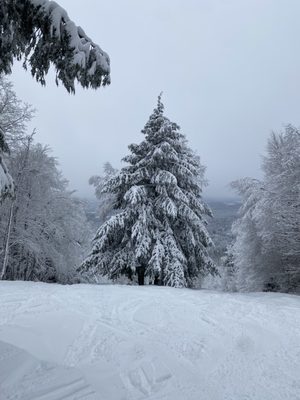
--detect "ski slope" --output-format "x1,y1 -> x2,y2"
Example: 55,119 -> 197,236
0,281 -> 299,400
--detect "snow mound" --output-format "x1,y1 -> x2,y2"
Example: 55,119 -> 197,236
0,340 -> 96,399
0,281 -> 299,399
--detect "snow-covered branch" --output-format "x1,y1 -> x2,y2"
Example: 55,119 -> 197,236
0,0 -> 110,93
0,151 -> 14,200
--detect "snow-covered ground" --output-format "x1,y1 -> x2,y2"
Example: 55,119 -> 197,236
0,282 -> 299,400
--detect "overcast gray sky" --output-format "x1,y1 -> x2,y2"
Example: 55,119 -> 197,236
10,0 -> 300,199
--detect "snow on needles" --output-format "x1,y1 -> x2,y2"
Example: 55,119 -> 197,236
30,0 -> 110,75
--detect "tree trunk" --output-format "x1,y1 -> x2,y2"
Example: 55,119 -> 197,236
154,275 -> 159,285
137,266 -> 145,285
1,199 -> 14,280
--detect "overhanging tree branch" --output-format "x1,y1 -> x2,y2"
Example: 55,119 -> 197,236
0,0 -> 111,93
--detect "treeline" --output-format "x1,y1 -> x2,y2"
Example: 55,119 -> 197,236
0,77 -> 91,283
1,75 -> 299,292
222,126 -> 300,293
86,121 -> 300,292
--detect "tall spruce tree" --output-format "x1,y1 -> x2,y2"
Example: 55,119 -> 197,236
81,96 -> 215,287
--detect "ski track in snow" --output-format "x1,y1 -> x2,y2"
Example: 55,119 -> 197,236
0,282 -> 300,399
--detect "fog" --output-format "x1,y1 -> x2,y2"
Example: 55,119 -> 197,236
10,0 -> 300,199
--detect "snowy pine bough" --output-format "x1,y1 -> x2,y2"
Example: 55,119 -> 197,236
0,0 -> 110,93
81,96 -> 216,288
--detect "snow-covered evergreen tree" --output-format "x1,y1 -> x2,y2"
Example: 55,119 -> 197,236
0,0 -> 110,93
81,96 -> 215,287
221,245 -> 237,292
89,162 -> 118,224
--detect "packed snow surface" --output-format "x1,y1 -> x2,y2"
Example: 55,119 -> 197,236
0,282 -> 299,400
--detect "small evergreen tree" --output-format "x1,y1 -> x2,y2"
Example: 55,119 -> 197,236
221,245 -> 237,292
89,162 -> 118,224
81,96 -> 216,287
